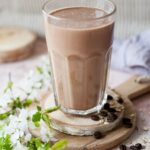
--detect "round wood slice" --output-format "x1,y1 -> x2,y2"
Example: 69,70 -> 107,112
30,95 -> 136,150
44,89 -> 125,136
0,27 -> 37,62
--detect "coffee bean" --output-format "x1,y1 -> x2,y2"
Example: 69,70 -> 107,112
108,108 -> 117,113
100,110 -> 108,117
91,115 -> 100,121
107,113 -> 118,122
107,95 -> 113,100
135,143 -> 143,149
122,118 -> 133,128
118,98 -> 124,104
130,145 -> 138,150
94,131 -> 103,139
103,103 -> 110,110
112,113 -> 118,120
124,122 -> 133,128
119,144 -> 127,150
122,117 -> 131,124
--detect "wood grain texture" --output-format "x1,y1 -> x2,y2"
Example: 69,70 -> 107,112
114,76 -> 150,100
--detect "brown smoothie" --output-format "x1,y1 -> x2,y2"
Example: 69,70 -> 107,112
44,7 -> 114,110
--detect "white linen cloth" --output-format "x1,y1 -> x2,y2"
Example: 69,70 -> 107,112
112,30 -> 150,75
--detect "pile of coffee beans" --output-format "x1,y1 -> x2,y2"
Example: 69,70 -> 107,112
119,143 -> 144,150
99,110 -> 108,117
91,94 -> 124,123
107,113 -> 118,122
91,106 -> 118,123
91,94 -> 128,140
103,102 -> 119,123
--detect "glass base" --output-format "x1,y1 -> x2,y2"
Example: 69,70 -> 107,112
60,93 -> 108,116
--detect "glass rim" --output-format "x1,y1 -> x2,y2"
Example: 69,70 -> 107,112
42,0 -> 116,21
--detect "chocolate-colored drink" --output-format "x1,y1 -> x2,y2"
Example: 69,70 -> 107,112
44,6 -> 115,114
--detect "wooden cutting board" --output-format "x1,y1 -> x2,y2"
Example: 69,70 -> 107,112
0,27 -> 37,62
30,76 -> 150,150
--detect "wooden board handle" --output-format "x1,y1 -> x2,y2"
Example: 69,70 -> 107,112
114,76 -> 150,100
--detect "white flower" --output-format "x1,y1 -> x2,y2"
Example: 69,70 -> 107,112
0,94 -> 12,110
14,141 -> 28,150
40,120 -> 54,142
11,130 -> 20,145
24,133 -> 32,143
5,115 -> 17,135
4,109 -> 31,145
0,56 -> 55,149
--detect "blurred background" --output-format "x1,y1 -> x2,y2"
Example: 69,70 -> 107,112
0,0 -> 150,38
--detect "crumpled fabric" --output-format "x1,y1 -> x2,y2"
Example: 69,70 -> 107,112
111,30 -> 150,75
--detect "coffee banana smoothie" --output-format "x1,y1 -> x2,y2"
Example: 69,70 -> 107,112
44,6 -> 115,114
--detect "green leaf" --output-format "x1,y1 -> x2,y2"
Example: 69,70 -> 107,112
23,99 -> 33,107
42,114 -> 52,129
32,111 -> 42,122
48,71 -> 51,76
27,116 -> 30,121
37,106 -> 42,112
43,143 -> 51,150
4,81 -> 13,93
27,138 -> 37,150
10,97 -> 22,109
0,124 -> 5,130
36,66 -> 43,74
0,135 -> 13,150
51,140 -> 68,150
0,111 -> 11,120
34,122 -> 40,127
27,138 -> 51,150
34,138 -> 42,148
44,106 -> 60,114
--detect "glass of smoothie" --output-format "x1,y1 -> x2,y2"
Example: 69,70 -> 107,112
43,0 -> 116,115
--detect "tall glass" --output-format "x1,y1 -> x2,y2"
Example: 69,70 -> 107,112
43,0 -> 116,115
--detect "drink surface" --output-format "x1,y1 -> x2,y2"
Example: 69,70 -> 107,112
51,7 -> 106,20
45,7 -> 114,111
